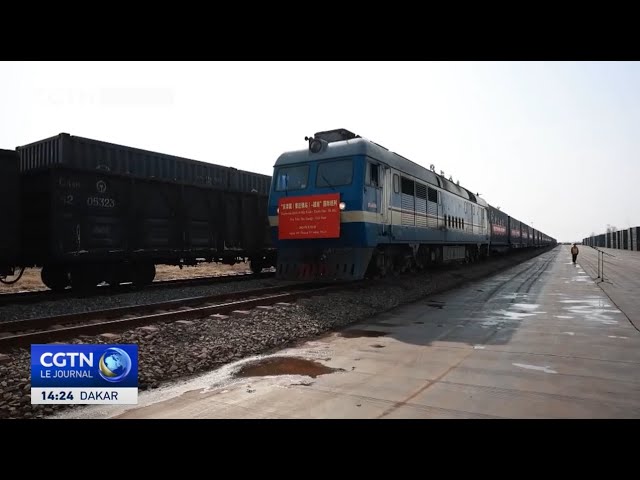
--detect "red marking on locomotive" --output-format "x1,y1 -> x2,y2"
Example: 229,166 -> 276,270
278,193 -> 340,240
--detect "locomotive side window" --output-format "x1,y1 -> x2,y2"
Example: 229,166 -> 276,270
275,165 -> 309,191
316,159 -> 353,187
393,174 -> 399,193
367,163 -> 380,187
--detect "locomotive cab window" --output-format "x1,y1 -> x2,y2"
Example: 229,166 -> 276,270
275,165 -> 309,192
367,162 -> 380,187
316,159 -> 353,187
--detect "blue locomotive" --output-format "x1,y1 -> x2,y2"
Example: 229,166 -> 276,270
267,129 -> 556,281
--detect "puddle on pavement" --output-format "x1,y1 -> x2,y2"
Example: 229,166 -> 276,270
371,344 -> 385,348
339,329 -> 388,338
235,357 -> 342,378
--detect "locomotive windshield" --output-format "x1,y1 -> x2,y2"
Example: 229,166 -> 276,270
275,165 -> 309,191
316,159 -> 353,187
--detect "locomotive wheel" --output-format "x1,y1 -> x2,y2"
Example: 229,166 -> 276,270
41,265 -> 70,292
377,258 -> 389,278
392,258 -> 403,277
367,253 -> 388,279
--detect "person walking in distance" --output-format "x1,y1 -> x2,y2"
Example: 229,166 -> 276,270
571,243 -> 579,264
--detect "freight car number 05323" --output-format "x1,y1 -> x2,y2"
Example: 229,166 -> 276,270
86,197 -> 115,208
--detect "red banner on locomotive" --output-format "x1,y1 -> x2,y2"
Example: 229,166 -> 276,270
278,193 -> 340,240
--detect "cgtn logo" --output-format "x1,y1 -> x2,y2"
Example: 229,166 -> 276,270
31,344 -> 138,405
98,347 -> 133,382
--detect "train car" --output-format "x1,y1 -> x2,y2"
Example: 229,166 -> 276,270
521,222 -> 530,248
509,217 -> 522,248
16,133 -> 271,195
268,129 -> 556,281
0,149 -> 21,281
0,134 -> 275,290
532,228 -> 540,247
487,205 -> 509,253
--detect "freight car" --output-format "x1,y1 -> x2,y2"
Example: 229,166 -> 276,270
0,149 -> 21,280
267,128 -> 556,281
0,133 -> 276,291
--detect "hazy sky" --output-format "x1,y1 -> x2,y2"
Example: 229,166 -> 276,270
1,61 -> 638,242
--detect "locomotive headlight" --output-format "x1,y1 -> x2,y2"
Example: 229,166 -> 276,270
339,201 -> 346,210
310,138 -> 323,153
276,207 -> 279,214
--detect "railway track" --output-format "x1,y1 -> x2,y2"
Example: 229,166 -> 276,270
0,271 -> 276,307
0,280 -> 362,349
0,248 -> 556,350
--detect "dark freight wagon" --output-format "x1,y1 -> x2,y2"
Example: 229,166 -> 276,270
0,133 -> 275,291
0,149 -> 20,278
509,218 -> 522,248
487,205 -> 509,252
16,133 -> 271,195
20,165 -> 274,290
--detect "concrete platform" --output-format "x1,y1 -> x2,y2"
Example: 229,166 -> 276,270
575,245 -> 640,330
56,245 -> 640,419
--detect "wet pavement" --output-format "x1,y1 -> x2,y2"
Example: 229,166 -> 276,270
54,246 -> 640,419
575,245 -> 640,332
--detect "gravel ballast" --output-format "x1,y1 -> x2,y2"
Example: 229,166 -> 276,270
0,277 -> 287,323
0,247 -> 556,419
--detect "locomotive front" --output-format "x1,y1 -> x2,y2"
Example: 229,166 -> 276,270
268,130 -> 375,281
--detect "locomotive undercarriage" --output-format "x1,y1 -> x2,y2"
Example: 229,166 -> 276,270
365,243 -> 488,278
275,242 -> 489,281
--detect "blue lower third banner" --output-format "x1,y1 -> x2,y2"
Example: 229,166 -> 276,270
31,344 -> 138,405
